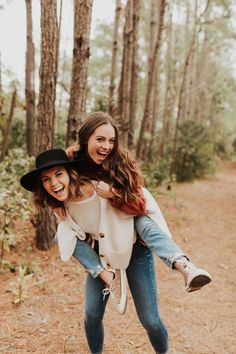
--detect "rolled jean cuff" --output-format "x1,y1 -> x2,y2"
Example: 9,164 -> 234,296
89,264 -> 104,278
167,253 -> 189,269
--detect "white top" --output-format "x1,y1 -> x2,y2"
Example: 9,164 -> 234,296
66,191 -> 100,240
56,185 -> 173,269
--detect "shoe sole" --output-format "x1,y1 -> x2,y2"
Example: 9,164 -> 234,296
118,270 -> 127,315
187,274 -> 212,293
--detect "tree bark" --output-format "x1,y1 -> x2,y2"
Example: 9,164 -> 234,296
66,0 -> 93,146
136,0 -> 166,160
117,0 -> 140,148
108,0 -> 122,117
129,0 -> 140,151
159,2 -> 174,157
36,0 -> 58,251
25,0 -> 36,157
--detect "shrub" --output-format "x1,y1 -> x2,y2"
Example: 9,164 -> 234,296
174,120 -> 215,181
0,149 -> 33,268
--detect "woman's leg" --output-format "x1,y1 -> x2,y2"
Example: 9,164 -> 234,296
134,215 -> 212,292
84,273 -> 109,354
126,242 -> 168,354
72,238 -> 104,278
134,215 -> 184,268
73,239 -> 125,312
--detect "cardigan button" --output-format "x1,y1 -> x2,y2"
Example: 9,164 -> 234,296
106,263 -> 110,267
100,254 -> 104,257
99,233 -> 105,238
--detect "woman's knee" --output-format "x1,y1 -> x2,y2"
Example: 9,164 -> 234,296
141,316 -> 168,337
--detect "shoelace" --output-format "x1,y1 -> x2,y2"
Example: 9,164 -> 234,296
102,288 -> 110,301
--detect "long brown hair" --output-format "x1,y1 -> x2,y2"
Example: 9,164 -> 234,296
33,166 -> 88,210
77,111 -> 144,204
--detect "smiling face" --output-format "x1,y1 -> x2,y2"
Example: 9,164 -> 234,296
40,165 -> 70,202
87,123 -> 116,164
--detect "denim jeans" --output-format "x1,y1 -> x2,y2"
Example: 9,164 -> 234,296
134,215 -> 185,268
72,238 -> 104,278
84,242 -> 168,354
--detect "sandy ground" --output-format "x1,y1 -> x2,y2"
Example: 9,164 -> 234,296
0,162 -> 235,354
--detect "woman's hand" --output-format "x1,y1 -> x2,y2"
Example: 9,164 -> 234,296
52,207 -> 66,221
95,181 -> 115,199
65,145 -> 77,160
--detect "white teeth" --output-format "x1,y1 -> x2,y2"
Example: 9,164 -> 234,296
98,152 -> 107,156
53,187 -> 64,193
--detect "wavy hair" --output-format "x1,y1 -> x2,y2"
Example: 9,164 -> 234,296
33,166 -> 88,211
76,111 -> 144,205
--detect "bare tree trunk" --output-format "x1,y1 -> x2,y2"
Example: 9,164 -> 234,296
136,0 -> 166,160
25,0 -> 36,156
159,2 -> 174,157
147,0 -> 161,159
36,0 -> 58,251
170,0 -> 209,178
117,0 -> 140,148
129,0 -> 140,150
0,88 -> 17,162
117,0 -> 134,146
170,34 -> 196,176
66,0 -> 93,146
108,0 -> 122,117
185,0 -> 198,120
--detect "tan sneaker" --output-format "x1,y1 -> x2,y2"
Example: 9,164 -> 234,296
102,269 -> 127,314
174,257 -> 212,293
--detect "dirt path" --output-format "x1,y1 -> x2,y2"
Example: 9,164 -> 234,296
0,162 -> 235,354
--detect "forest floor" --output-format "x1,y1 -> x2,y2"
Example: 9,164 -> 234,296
0,161 -> 235,354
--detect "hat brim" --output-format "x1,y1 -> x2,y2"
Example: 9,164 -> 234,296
20,159 -> 79,192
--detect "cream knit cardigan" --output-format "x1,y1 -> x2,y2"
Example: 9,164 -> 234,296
56,187 -> 173,270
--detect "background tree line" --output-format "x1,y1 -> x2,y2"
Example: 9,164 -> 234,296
0,0 -> 236,251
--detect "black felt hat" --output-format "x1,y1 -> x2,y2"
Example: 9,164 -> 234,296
20,149 -> 78,192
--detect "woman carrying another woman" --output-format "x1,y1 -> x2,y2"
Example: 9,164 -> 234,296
67,111 -> 212,293
20,148 -> 169,354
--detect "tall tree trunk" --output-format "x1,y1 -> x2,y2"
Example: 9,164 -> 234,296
0,88 -> 17,162
159,2 -> 173,157
129,0 -> 140,151
25,0 -> 36,156
147,0 -> 161,159
36,0 -> 58,251
185,0 -> 198,120
108,0 -> 122,117
170,0 -> 209,179
136,0 -> 166,160
66,0 -> 93,146
117,0 -> 140,148
170,34 -> 196,177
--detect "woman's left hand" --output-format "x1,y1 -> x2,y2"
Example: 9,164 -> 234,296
95,181 -> 114,199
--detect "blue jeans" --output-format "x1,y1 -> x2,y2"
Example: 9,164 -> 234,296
72,214 -> 185,279
84,242 -> 168,354
134,215 -> 185,268
72,239 -> 104,278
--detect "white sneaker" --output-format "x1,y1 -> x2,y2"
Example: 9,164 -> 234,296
175,258 -> 212,293
102,269 -> 127,314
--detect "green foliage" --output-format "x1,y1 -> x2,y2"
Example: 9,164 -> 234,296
174,120 -> 215,182
0,149 -> 33,268
141,157 -> 172,190
8,114 -> 26,150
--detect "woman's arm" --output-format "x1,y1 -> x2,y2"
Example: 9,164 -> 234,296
95,181 -> 146,216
